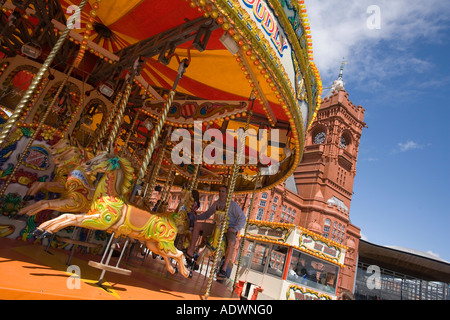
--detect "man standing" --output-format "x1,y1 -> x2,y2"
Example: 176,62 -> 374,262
186,185 -> 246,279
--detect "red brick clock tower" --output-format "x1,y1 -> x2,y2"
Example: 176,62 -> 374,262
294,66 -> 367,293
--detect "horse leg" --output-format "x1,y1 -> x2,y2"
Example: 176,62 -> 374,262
18,198 -> 79,217
38,213 -> 96,235
26,181 -> 65,196
144,241 -> 176,274
26,182 -> 45,196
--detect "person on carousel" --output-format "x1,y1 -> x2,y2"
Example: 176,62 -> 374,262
186,185 -> 246,279
189,190 -> 200,228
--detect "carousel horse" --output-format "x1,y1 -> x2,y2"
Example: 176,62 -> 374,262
17,142 -> 97,217
33,152 -> 190,278
25,136 -> 92,197
194,210 -> 228,271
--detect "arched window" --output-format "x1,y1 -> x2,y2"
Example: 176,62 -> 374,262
256,208 -> 264,220
261,192 -> 268,200
273,196 -> 279,204
269,212 -> 275,222
325,219 -> 331,226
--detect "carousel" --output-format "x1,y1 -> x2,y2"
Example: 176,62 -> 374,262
0,0 -> 325,300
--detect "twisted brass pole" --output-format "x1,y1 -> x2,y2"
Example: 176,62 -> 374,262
160,162 -> 175,201
162,171 -> 175,203
0,0 -> 88,148
204,110 -> 253,299
189,164 -> 201,191
120,110 -> 140,156
0,65 -> 75,198
138,90 -> 175,181
92,92 -> 123,154
106,83 -> 133,153
233,170 -> 262,289
144,126 -> 173,203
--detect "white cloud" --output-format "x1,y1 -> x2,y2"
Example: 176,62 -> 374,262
426,250 -> 441,259
397,140 -> 423,152
360,232 -> 369,241
304,0 -> 450,88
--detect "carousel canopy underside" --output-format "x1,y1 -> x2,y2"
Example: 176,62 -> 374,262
0,0 -> 323,193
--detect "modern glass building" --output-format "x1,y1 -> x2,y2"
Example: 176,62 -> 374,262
355,240 -> 450,300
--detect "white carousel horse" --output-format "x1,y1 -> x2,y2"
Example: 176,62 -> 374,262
32,151 -> 190,278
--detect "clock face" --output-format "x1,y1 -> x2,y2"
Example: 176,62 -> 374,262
314,132 -> 326,144
340,136 -> 347,149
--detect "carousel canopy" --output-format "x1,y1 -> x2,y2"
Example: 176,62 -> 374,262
0,0 -> 322,193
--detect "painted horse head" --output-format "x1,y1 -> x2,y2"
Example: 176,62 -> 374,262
81,151 -> 134,198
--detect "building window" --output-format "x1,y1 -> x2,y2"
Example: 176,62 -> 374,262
292,210 -> 296,217
288,208 -> 291,214
266,245 -> 288,278
287,250 -> 339,293
283,205 -> 287,212
290,216 -> 294,223
324,226 -> 330,232
325,219 -> 331,226
323,233 -> 328,238
256,208 -> 264,220
261,192 -> 268,200
259,200 -> 266,207
272,204 -> 277,211
273,196 -> 279,204
251,243 -> 269,272
269,211 -> 275,222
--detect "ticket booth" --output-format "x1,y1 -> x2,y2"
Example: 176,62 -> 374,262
231,220 -> 347,300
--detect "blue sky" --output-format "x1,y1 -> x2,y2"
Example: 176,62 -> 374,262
305,0 -> 450,262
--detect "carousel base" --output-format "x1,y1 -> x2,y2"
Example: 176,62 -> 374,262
0,237 -> 238,300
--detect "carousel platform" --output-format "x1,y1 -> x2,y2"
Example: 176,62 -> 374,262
0,237 -> 238,300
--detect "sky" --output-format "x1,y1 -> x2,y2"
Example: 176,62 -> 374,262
304,0 -> 450,263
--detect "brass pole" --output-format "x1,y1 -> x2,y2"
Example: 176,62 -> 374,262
160,162 -> 175,201
204,110 -> 253,299
162,171 -> 175,203
137,57 -> 189,181
0,0 -> 89,148
0,65 -> 75,198
144,126 -> 173,203
120,109 -> 140,156
106,82 -> 133,153
189,164 -> 201,191
138,90 -> 175,181
91,92 -> 123,154
233,170 -> 262,289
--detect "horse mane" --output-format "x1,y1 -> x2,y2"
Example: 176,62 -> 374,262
93,154 -> 135,199
117,156 -> 134,197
